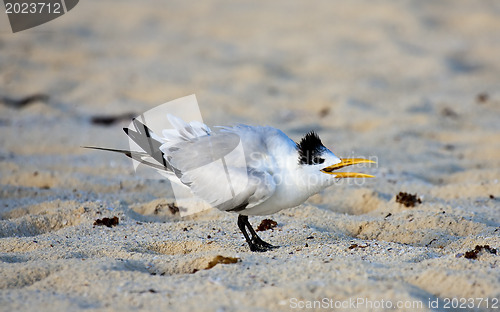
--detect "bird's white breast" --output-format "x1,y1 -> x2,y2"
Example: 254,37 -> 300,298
234,126 -> 320,215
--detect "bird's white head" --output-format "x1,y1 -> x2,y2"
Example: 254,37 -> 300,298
296,131 -> 375,187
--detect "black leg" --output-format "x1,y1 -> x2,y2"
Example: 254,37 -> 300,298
237,215 -> 279,252
237,214 -> 252,245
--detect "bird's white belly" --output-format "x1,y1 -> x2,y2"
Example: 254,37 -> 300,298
239,180 -> 312,216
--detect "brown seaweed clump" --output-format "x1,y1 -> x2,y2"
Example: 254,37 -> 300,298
94,216 -> 119,227
396,192 -> 422,207
205,255 -> 239,270
464,245 -> 497,260
256,219 -> 278,231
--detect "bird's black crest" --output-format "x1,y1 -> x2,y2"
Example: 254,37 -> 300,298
297,131 -> 326,165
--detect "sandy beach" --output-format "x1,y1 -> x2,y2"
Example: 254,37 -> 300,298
1,1 -> 499,311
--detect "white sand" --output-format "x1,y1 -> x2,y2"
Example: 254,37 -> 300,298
1,1 -> 499,311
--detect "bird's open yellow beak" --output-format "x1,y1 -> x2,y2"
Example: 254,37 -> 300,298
321,158 -> 376,178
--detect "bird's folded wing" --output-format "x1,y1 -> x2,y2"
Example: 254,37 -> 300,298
180,166 -> 276,211
163,132 -> 242,172
162,130 -> 276,211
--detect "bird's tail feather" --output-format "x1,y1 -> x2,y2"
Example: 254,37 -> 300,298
82,146 -> 169,172
84,119 -> 172,172
124,118 -> 167,167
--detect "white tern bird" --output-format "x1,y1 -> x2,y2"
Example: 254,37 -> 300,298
87,115 -> 375,252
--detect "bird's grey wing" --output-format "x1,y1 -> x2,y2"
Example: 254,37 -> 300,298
163,131 -> 242,173
179,166 -> 276,211
163,131 -> 276,210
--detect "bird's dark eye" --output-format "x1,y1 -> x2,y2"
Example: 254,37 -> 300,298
313,157 -> 325,164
